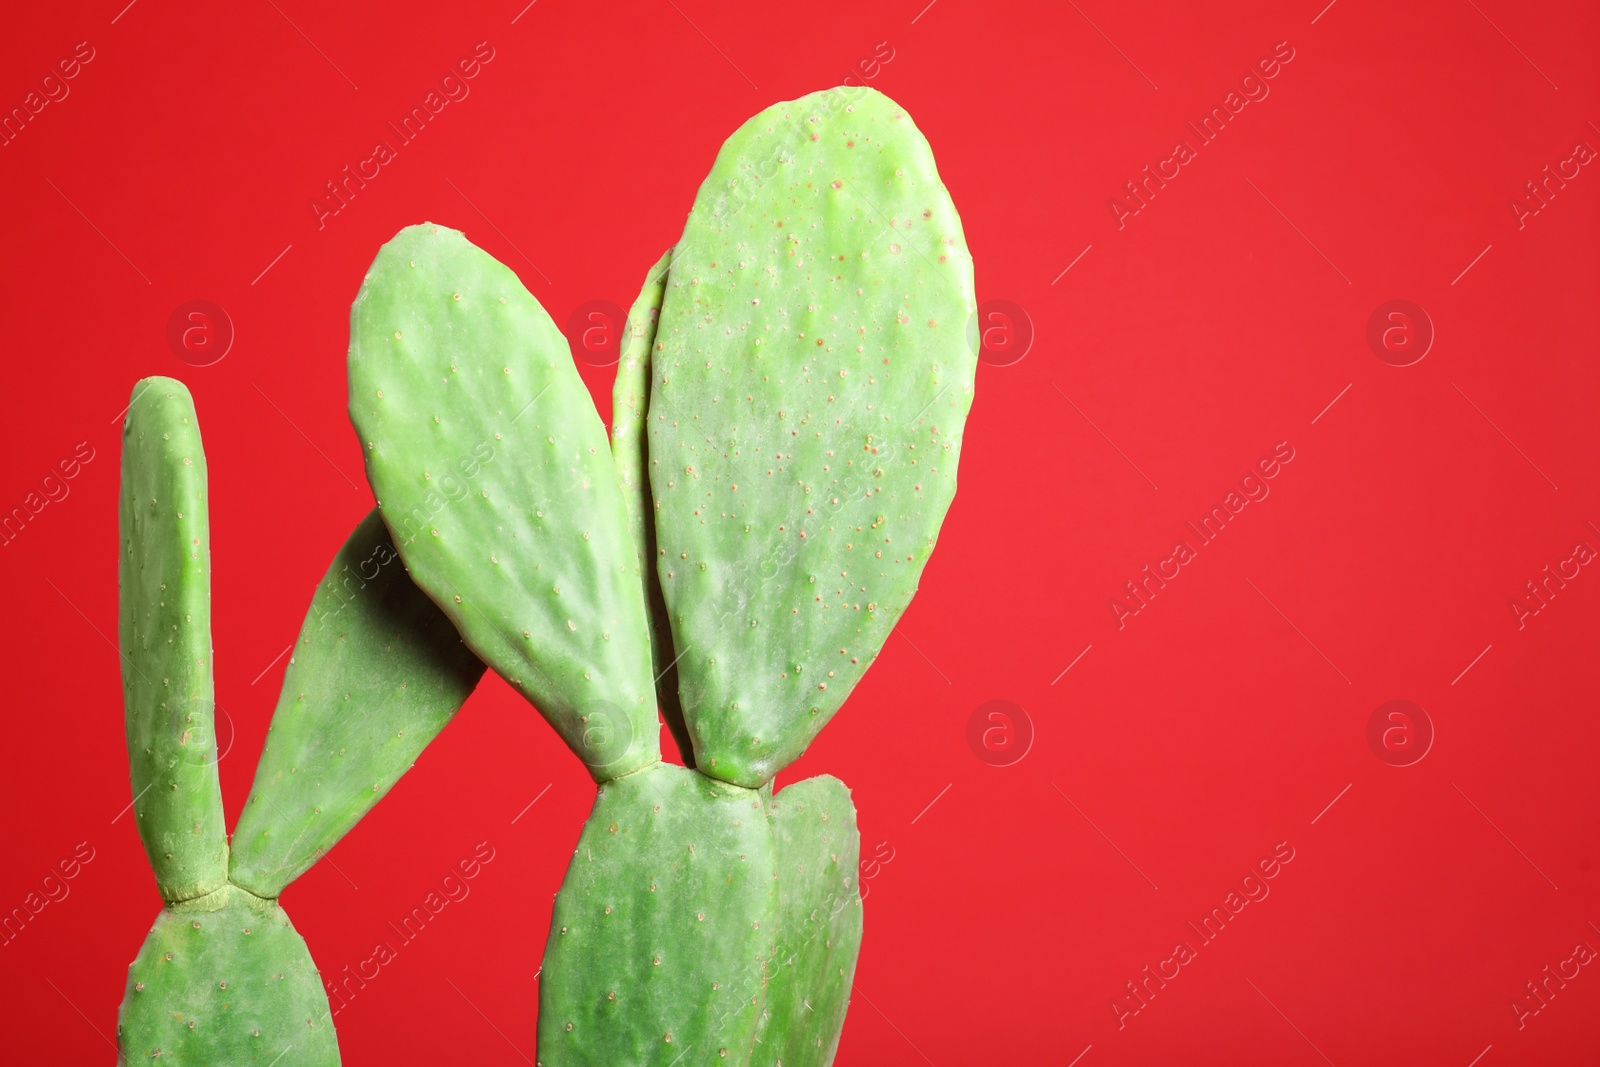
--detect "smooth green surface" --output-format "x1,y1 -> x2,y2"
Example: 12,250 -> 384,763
118,377 -> 228,902
538,763 -> 775,1064
229,509 -> 485,897
348,223 -> 659,780
649,86 -> 978,785
611,250 -> 694,767
754,776 -> 862,1067
117,885 -> 339,1065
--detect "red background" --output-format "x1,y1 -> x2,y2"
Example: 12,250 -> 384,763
2,1 -> 1597,1063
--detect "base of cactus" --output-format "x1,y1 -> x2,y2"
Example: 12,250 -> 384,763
117,884 -> 339,1065
536,763 -> 863,1066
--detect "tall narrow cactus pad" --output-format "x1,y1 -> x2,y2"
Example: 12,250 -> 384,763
118,376 -> 228,902
229,509 -> 486,897
348,223 -> 658,780
117,885 -> 339,1065
753,776 -> 863,1067
649,86 -> 978,785
611,250 -> 693,766
538,763 -> 776,1064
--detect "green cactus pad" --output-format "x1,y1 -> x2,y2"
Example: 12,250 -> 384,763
348,223 -> 658,781
538,763 -> 775,1064
648,86 -> 978,785
118,377 -> 228,902
117,884 -> 339,1065
611,250 -> 694,767
228,509 -> 485,897
754,776 -> 863,1066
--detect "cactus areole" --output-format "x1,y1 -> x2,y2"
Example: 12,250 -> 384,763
113,85 -> 972,1066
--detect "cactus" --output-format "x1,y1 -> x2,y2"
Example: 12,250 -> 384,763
116,378 -> 339,1063
755,776 -> 863,1066
110,83 -> 970,1066
347,224 -> 659,780
116,380 -> 484,1063
537,763 -> 776,1061
611,250 -> 693,767
577,82 -> 968,1060
335,84 -> 971,1065
229,508 -> 486,896
649,85 -> 977,788
117,379 -> 227,904
120,885 -> 338,1063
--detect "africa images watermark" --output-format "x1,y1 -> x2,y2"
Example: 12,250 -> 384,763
1,40 -> 96,149
388,438 -> 498,548
1509,928 -> 1596,1031
1508,531 -> 1594,631
1110,840 -> 1297,1029
310,41 -> 497,230
1,841 -> 97,948
1108,40 -> 1297,230
1509,133 -> 1595,230
1109,441 -> 1296,629
323,840 -> 497,1016
1,441 -> 97,549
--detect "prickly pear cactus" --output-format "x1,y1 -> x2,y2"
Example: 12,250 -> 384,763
118,378 -> 228,903
754,776 -> 862,1067
116,378 -> 339,1065
531,85 -> 973,1065
611,250 -> 693,767
348,223 -> 659,780
106,82 -> 972,1067
229,508 -> 486,896
118,885 -> 338,1063
117,380 -> 487,1064
538,764 -> 776,1062
648,84 -> 978,787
